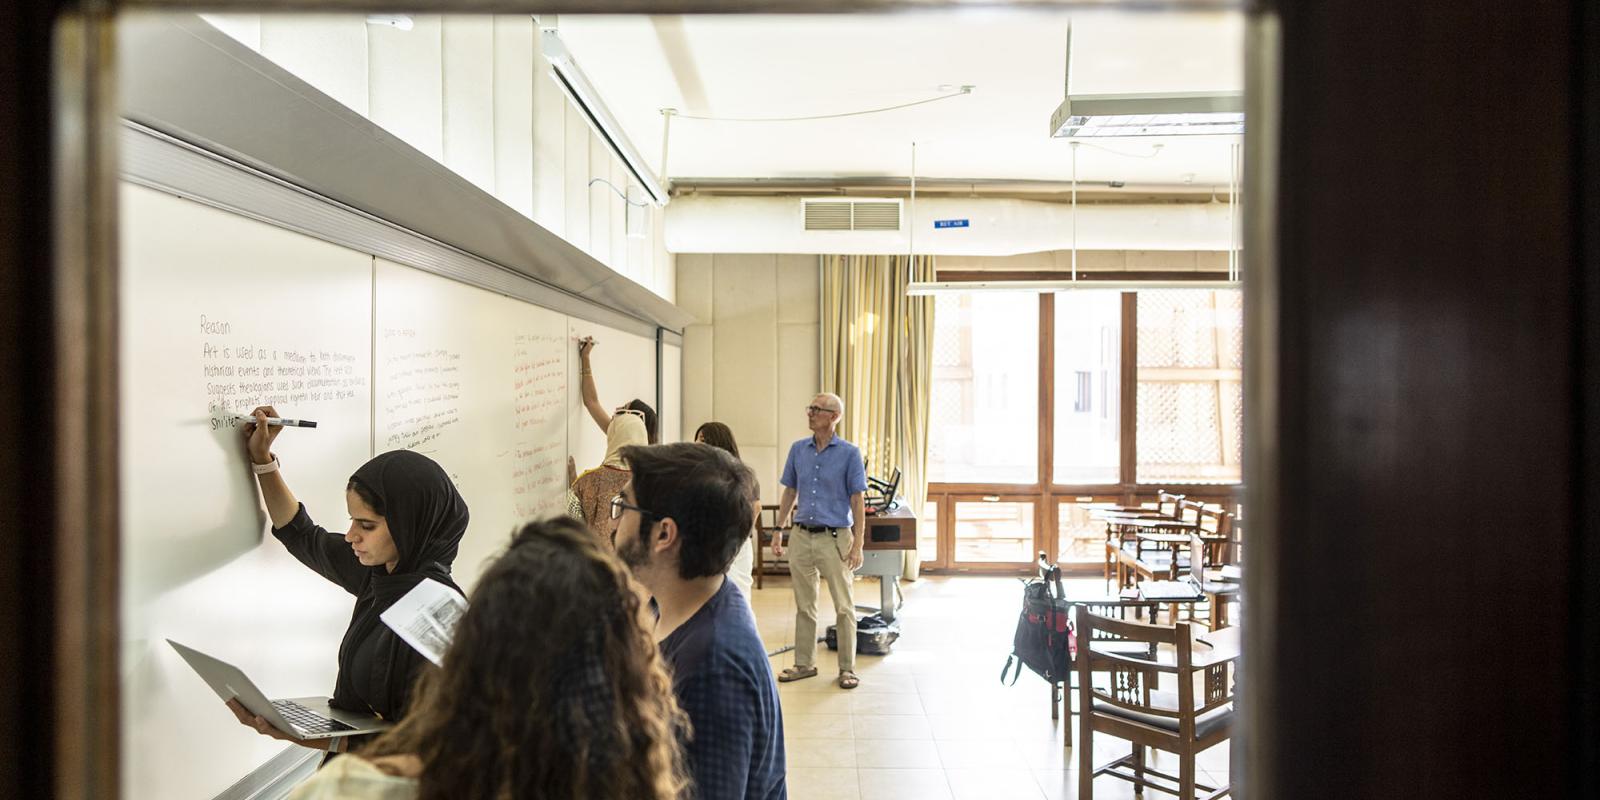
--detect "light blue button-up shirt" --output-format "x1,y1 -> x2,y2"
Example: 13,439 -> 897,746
780,435 -> 868,529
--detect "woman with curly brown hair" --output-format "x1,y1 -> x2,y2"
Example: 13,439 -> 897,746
287,517 -> 689,800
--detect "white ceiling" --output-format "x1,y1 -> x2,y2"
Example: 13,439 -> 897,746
557,9 -> 1245,189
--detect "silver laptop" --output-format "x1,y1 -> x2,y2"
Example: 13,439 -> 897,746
168,640 -> 391,740
1139,537 -> 1207,601
1139,577 -> 1205,601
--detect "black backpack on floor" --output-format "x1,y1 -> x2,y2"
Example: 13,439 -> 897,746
826,613 -> 901,655
1001,564 -> 1076,685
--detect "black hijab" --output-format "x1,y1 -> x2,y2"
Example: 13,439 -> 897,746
333,449 -> 469,718
350,449 -> 469,580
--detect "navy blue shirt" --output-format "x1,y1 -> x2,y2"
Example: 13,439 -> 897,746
780,435 -> 868,529
660,579 -> 787,800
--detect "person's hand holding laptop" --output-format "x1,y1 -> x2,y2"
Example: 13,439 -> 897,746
169,640 -> 391,749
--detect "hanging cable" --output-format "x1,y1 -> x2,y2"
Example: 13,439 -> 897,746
1228,142 -> 1241,283
588,177 -> 650,207
659,108 -> 675,182
1072,141 -> 1165,159
1235,142 -> 1244,282
670,86 -> 974,123
909,141 -> 917,287
1227,141 -> 1241,281
1071,141 -> 1079,283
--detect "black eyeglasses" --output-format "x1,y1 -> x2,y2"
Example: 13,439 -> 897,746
805,405 -> 838,416
610,495 -> 659,522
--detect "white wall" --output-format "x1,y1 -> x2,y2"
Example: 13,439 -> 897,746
664,195 -> 1235,257
200,13 -> 673,303
678,254 -> 820,501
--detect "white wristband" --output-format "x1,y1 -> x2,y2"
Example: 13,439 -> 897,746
251,456 -> 280,475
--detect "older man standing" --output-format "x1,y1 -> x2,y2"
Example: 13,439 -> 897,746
772,393 -> 867,689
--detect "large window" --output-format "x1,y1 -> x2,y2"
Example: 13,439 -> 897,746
921,285 -> 1241,571
1053,291 -> 1121,484
1136,290 -> 1243,484
927,293 -> 1038,485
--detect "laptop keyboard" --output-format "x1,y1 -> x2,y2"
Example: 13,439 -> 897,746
1141,580 -> 1204,600
272,700 -> 357,735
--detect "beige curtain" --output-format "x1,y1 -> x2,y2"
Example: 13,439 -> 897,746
821,254 -> 935,580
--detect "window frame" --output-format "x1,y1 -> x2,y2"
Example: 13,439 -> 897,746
921,273 -> 1242,574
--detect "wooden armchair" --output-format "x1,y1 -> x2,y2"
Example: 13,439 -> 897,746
1110,497 -> 1207,594
1076,608 -> 1236,800
1102,491 -> 1186,587
1195,523 -> 1242,630
751,504 -> 786,589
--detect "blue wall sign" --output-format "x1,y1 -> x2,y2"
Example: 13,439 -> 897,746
933,219 -> 970,229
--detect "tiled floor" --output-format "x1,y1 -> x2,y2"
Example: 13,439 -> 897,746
748,572 -> 1232,800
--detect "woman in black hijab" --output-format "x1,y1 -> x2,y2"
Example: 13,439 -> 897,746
225,405 -> 469,754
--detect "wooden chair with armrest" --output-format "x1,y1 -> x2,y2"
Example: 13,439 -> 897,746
1103,491 -> 1186,588
752,504 -> 785,590
1145,504 -> 1238,623
1112,497 -> 1206,596
1166,509 -> 1239,627
1076,608 -> 1236,800
1195,523 -> 1242,630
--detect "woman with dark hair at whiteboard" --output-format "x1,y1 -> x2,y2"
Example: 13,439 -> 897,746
578,336 -> 658,443
226,405 -> 469,754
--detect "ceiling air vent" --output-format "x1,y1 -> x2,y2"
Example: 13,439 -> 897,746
802,198 -> 902,232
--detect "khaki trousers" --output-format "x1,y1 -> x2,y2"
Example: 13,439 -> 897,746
790,527 -> 856,672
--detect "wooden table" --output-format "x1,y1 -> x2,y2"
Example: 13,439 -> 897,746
1194,624 -> 1242,664
1085,616 -> 1239,667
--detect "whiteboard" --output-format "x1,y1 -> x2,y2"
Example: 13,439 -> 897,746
119,184 -> 374,800
119,183 -> 680,799
568,320 -> 659,471
662,343 -> 682,443
374,259 -> 569,590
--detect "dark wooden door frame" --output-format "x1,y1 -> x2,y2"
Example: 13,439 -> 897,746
1579,0 -> 1600,785
1,4 -> 120,799
1245,2 -> 1598,798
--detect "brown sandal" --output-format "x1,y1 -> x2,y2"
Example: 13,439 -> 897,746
838,671 -> 860,690
779,665 -> 818,682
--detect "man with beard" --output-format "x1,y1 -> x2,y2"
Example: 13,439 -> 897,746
613,443 -> 787,800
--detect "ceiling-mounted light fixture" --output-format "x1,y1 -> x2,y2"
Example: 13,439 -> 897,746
1048,23 -> 1243,139
365,14 -> 414,31
1051,94 -> 1243,138
542,28 -> 669,205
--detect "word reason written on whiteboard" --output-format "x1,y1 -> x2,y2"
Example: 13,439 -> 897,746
201,315 -> 364,429
381,327 -> 463,452
511,332 -> 567,518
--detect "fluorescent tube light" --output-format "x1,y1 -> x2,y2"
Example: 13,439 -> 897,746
1050,91 -> 1244,139
906,280 -> 1240,296
1057,111 -> 1244,138
542,30 -> 669,206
